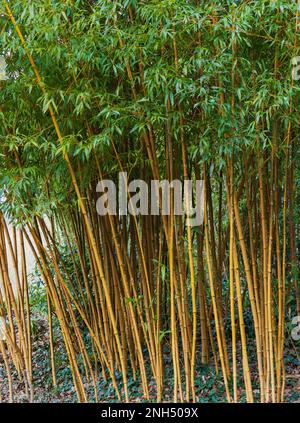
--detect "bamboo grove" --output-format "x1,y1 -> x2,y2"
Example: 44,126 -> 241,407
0,0 -> 299,403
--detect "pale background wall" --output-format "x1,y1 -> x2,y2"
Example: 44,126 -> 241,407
0,219 -> 50,340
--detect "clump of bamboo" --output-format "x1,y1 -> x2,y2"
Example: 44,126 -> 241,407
0,0 -> 299,404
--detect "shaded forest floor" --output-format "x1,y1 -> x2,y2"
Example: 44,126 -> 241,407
0,313 -> 299,403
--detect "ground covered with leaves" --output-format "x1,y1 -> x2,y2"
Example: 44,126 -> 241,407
0,313 -> 299,403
